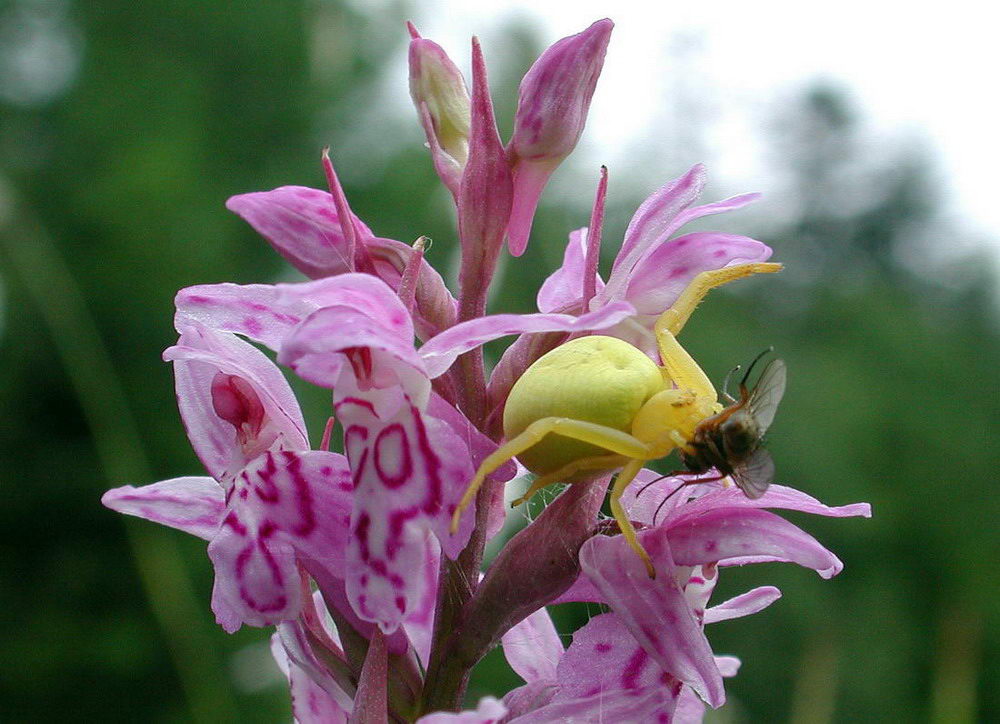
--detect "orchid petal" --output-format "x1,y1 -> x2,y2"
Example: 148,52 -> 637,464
270,633 -> 351,724
501,681 -> 558,721
514,612 -> 679,723
226,186 -> 372,279
501,606 -> 563,683
673,657 -> 741,723
509,19 -> 612,163
605,165 -> 706,299
625,232 -> 773,317
275,606 -> 355,713
670,191 -> 761,232
206,450 -> 353,632
704,586 -> 782,625
667,507 -> 845,579
580,530 -> 725,707
165,325 -> 308,481
337,395 -> 476,633
176,274 -> 411,353
400,532 -> 440,668
536,228 -> 605,314
505,161 -> 556,258
102,476 -> 223,541
416,697 -> 507,723
418,301 -> 635,378
669,484 -> 873,526
280,304 -> 428,407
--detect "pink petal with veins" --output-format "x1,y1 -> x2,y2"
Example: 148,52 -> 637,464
667,507 -> 845,579
175,274 -> 412,353
207,450 -> 353,632
580,529 -> 725,707
418,301 -> 634,378
102,476 -> 224,541
625,232 -> 772,318
226,186 -> 372,279
270,633 -> 351,724
605,164 -> 707,299
514,612 -> 680,723
165,325 -> 308,481
336,395 -> 475,633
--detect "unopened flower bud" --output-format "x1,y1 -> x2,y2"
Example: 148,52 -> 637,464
408,23 -> 471,197
506,19 -> 613,256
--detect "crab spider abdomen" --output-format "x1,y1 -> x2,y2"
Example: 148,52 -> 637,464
502,335 -> 663,476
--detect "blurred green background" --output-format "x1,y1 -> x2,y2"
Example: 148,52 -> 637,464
1,1 -> 997,722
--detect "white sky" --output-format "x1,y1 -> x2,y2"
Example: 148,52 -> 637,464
390,0 -> 1000,264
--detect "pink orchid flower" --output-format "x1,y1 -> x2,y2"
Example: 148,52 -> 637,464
103,325 -> 352,632
538,164 -> 772,356
552,471 -> 871,709
173,272 -> 636,633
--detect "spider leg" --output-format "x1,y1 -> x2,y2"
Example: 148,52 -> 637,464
511,453 -> 627,508
450,417 -> 652,534
657,262 -> 783,336
608,458 -> 656,577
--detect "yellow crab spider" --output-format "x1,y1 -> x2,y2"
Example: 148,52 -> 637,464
450,261 -> 782,577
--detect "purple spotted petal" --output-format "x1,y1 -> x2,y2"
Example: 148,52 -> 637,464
207,450 -> 353,632
336,395 -> 476,633
514,612 -> 680,723
415,697 -> 507,724
176,274 -> 412,353
226,186 -> 372,279
165,325 -> 308,481
102,476 -> 223,541
667,507 -> 845,579
704,586 -> 782,625
536,228 -> 604,313
501,606 -> 563,683
580,529 -> 725,707
270,632 -> 351,724
604,165 -> 706,300
625,232 -> 772,318
418,301 -> 634,378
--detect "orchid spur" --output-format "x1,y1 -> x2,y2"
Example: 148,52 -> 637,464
102,17 -> 871,723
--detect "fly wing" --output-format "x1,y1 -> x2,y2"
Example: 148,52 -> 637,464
747,358 -> 786,434
730,447 -> 774,499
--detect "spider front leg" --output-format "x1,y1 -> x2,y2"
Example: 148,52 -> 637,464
658,262 -> 783,336
449,417 -> 652,534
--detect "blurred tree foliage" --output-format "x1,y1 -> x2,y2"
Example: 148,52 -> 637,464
0,2 -> 997,722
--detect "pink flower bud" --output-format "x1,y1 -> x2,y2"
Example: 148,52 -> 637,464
407,23 -> 471,198
506,19 -> 613,256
